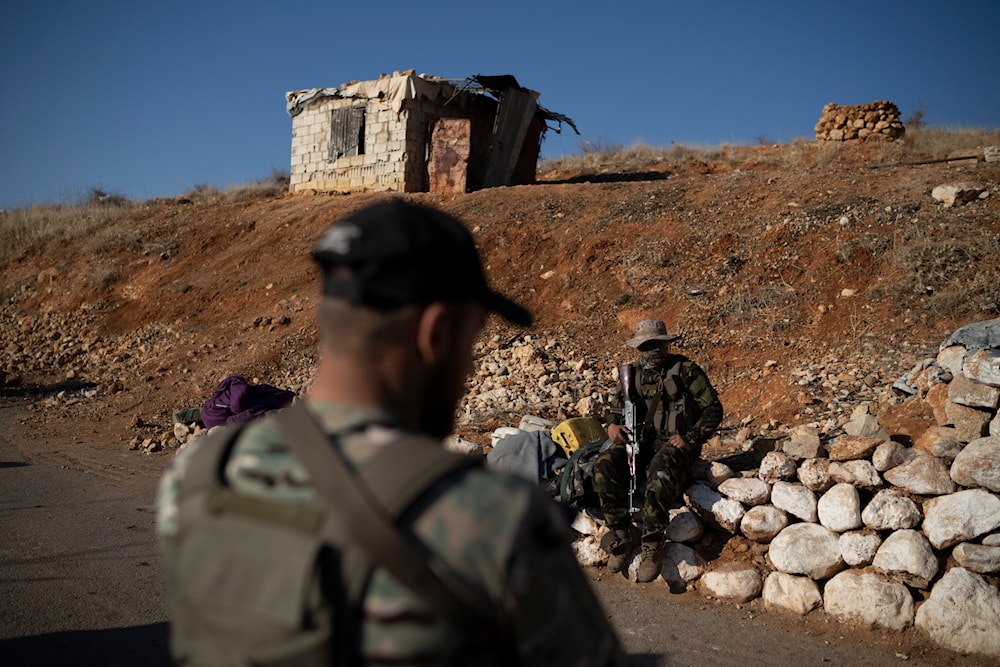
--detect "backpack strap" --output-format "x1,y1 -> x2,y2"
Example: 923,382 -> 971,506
274,403 -> 500,647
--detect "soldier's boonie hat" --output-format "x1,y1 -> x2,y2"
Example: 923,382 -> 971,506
311,198 -> 532,326
625,318 -> 680,347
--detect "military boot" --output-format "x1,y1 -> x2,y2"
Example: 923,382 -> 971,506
600,527 -> 637,574
636,539 -> 663,583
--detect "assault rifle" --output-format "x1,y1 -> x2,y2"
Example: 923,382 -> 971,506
617,363 -> 641,515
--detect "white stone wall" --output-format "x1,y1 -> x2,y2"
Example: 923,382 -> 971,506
289,97 -> 411,193
289,93 -> 496,194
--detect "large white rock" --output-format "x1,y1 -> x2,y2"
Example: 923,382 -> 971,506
937,345 -> 967,376
701,568 -> 762,603
952,542 -> 1000,574
915,568 -> 1000,658
824,570 -> 914,631
690,459 -> 738,487
759,451 -> 797,483
705,461 -> 737,486
947,400 -> 993,443
828,459 -> 883,490
718,477 -> 771,506
839,530 -> 882,566
444,435 -> 484,456
828,434 -> 883,462
842,413 -> 890,441
861,488 -> 922,530
571,512 -> 605,536
872,440 -> 905,472
762,571 -> 822,616
664,506 -> 704,543
769,523 -> 844,580
740,505 -> 788,543
922,489 -> 1000,549
883,451 -> 955,495
817,483 -> 862,532
572,535 -> 608,567
518,414 -> 557,432
782,425 -> 823,460
770,481 -> 818,522
949,373 -> 1000,409
660,542 -> 706,592
683,481 -> 745,533
872,529 -> 939,589
932,182 -> 985,207
951,435 -> 1000,492
963,348 -> 1000,387
797,458 -> 833,492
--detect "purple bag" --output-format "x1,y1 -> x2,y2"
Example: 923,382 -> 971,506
201,375 -> 296,428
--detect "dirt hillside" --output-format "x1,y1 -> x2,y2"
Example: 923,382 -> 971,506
2,139 -> 999,665
3,141 -> 998,450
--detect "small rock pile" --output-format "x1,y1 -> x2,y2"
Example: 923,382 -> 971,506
814,100 -> 905,142
568,318 -> 1000,659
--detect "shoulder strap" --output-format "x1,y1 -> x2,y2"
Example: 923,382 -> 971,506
179,421 -> 251,491
274,403 -> 498,643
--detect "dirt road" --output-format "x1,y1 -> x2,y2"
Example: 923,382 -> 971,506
2,399 -> 991,667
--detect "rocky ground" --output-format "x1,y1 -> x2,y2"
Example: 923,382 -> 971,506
2,138 -> 1000,663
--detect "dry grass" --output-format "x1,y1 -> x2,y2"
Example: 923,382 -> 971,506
0,171 -> 290,266
882,221 -> 1000,321
0,198 -> 142,265
178,169 -> 290,205
539,126 -> 1000,176
901,126 -> 1000,160
539,138 -> 748,174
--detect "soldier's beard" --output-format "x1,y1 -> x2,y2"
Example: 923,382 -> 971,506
639,347 -> 668,369
420,353 -> 465,439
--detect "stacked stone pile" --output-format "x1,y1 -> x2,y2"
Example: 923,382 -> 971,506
568,318 -> 1000,659
814,100 -> 905,142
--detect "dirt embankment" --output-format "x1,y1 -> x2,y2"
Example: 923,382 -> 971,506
2,141 -> 999,666
3,142 -> 998,447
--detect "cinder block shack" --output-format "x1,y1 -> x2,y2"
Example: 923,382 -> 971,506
285,71 -> 576,194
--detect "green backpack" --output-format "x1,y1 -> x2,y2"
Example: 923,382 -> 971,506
551,438 -> 612,508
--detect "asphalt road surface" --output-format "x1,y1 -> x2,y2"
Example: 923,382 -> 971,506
0,411 -> 979,667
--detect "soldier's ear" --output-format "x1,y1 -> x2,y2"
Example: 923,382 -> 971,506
413,302 -> 452,366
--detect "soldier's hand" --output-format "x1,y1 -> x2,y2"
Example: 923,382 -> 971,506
607,424 -> 629,445
669,434 -> 691,451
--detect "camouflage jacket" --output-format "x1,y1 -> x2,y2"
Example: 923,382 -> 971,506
606,354 -> 723,453
157,400 -> 627,666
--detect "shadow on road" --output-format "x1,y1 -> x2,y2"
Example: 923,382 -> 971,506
0,622 -> 170,667
0,378 -> 98,399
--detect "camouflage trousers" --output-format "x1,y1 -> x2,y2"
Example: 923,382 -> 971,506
592,442 -> 694,539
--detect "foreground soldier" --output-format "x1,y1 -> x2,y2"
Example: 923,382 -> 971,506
594,319 -> 723,583
157,199 -> 626,666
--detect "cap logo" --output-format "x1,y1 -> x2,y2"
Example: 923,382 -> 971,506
316,223 -> 361,255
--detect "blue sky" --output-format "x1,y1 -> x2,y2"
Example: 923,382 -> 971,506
1,0 -> 997,209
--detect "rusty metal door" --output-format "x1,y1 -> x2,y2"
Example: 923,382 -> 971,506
428,118 -> 470,194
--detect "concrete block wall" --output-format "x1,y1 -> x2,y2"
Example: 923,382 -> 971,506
289,98 -> 410,193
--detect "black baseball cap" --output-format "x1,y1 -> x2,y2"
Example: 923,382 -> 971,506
312,199 -> 532,326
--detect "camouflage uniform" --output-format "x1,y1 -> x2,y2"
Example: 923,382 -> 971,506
157,400 -> 627,666
593,355 -> 723,538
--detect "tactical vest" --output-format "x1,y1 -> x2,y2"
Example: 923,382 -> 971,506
633,358 -> 701,448
163,405 -> 505,666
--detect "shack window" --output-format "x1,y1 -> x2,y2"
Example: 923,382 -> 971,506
329,107 -> 365,160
